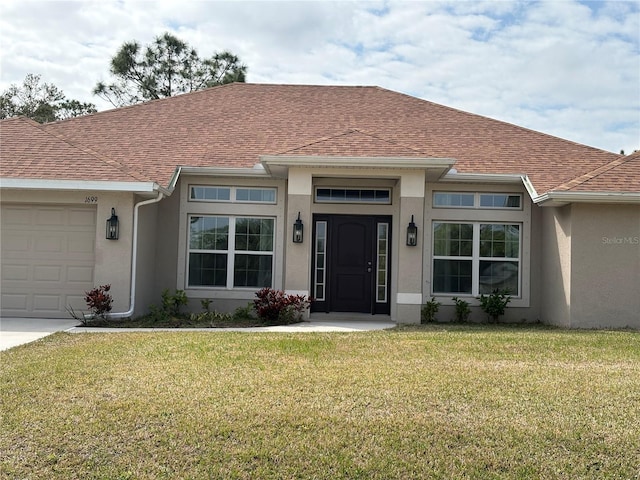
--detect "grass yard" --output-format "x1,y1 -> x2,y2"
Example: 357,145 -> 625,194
1,325 -> 639,479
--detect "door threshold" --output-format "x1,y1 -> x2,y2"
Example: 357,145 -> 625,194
309,312 -> 392,322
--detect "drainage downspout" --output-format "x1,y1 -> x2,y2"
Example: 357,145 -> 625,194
108,193 -> 165,319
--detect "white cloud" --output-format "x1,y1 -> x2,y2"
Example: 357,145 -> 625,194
1,0 -> 638,153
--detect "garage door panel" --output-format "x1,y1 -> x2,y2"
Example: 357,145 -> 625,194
2,206 -> 32,225
33,265 -> 62,281
68,266 -> 94,283
37,208 -> 65,225
70,208 -> 97,226
33,295 -> 62,312
1,293 -> 29,310
2,234 -> 31,253
2,265 -> 29,281
1,204 -> 97,318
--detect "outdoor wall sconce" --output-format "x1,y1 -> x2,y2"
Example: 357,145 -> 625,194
406,215 -> 418,247
293,212 -> 304,243
106,208 -> 119,240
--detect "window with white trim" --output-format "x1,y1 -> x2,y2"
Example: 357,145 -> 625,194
188,216 -> 274,288
434,192 -> 521,209
432,222 -> 520,296
190,186 -> 276,204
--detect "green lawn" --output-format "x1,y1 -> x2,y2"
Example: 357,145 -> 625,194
1,325 -> 639,479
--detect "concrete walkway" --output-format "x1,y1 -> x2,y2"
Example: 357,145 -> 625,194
1,316 -> 396,351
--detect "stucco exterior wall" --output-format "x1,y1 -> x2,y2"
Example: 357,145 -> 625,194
569,203 -> 640,328
540,205 -> 573,327
151,189 -> 181,311
0,188 -> 135,313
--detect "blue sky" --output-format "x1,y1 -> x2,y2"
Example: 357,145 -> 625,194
1,0 -> 638,153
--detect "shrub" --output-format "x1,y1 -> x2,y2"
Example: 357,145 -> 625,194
479,289 -> 511,323
253,288 -> 312,325
233,303 -> 256,321
200,299 -> 212,312
85,284 -> 113,319
189,310 -> 233,325
161,289 -> 188,317
421,297 -> 441,323
452,296 -> 471,323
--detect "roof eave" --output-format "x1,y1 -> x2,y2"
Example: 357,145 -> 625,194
260,155 -> 457,179
0,178 -> 169,195
534,191 -> 640,207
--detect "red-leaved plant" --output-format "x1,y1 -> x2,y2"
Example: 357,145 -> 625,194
85,284 -> 113,318
253,288 -> 312,325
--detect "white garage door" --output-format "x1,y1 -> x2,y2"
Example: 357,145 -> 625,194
1,204 -> 96,318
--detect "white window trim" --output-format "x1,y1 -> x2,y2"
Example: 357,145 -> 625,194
433,191 -> 523,210
432,221 -> 521,298
187,215 -> 275,290
189,185 -> 277,204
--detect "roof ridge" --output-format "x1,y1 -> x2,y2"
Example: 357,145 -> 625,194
35,121 -> 151,183
275,127 -> 433,156
553,154 -> 629,191
349,127 -> 433,156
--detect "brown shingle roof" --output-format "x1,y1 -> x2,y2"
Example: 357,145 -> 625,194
0,116 -> 151,183
554,150 -> 640,193
3,83 -> 624,195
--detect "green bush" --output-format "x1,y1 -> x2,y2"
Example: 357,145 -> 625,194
161,289 -> 188,317
452,297 -> 471,322
479,289 -> 511,323
421,297 -> 441,323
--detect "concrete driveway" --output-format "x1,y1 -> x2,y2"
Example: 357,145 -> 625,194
0,317 -> 80,351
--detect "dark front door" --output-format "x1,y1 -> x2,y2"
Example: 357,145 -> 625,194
312,215 -> 391,314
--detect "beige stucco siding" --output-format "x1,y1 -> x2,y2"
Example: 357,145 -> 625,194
570,203 -> 640,328
540,205 -> 573,327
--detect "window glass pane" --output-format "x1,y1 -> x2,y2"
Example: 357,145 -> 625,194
434,192 -> 474,207
234,254 -> 272,287
480,224 -> 519,258
189,253 -> 227,286
314,221 -> 327,301
480,194 -> 521,208
433,223 -> 473,256
236,188 -> 276,203
235,218 -> 274,252
433,259 -> 472,293
376,223 -> 389,303
189,216 -> 229,250
316,189 -> 331,202
190,186 -> 231,201
479,261 -> 519,295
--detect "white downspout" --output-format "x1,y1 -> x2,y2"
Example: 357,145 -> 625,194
108,193 -> 165,318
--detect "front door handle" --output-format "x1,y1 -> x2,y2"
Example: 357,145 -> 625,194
367,261 -> 372,273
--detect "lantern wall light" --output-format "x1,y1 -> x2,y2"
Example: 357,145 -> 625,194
406,215 -> 418,247
106,208 -> 119,240
293,212 -> 304,243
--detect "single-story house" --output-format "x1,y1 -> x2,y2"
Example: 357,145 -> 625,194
1,83 -> 638,328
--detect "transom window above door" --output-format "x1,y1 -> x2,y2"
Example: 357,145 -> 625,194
315,188 -> 391,204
